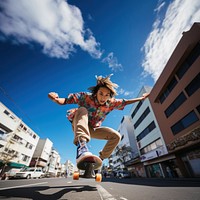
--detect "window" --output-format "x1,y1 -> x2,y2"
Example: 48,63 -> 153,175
164,92 -> 187,118
21,154 -> 30,162
3,110 -> 16,120
136,121 -> 156,141
13,134 -> 22,141
25,142 -> 33,149
171,110 -> 199,135
176,43 -> 200,79
185,73 -> 200,97
196,105 -> 200,114
134,107 -> 150,129
159,77 -> 178,104
3,110 -> 10,115
0,128 -> 7,135
140,138 -> 163,154
131,101 -> 143,118
121,135 -> 124,141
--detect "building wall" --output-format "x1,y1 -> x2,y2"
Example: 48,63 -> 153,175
114,115 -> 138,170
149,23 -> 200,144
128,86 -> 168,177
0,102 -> 39,168
31,138 -> 53,168
33,139 -> 52,160
149,23 -> 200,177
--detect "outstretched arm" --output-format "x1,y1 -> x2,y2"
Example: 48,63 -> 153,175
125,93 -> 150,105
48,92 -> 66,105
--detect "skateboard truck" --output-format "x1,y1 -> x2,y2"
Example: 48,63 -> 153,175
73,155 -> 102,182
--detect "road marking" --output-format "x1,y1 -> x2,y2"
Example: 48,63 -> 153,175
96,184 -> 117,200
0,182 -> 48,191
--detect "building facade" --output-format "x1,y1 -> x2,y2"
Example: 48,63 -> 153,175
128,86 -> 169,178
65,160 -> 75,176
47,148 -> 61,177
30,138 -> 53,171
149,23 -> 200,178
0,102 -> 39,171
110,115 -> 139,173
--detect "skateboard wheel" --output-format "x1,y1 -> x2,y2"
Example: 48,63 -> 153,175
95,173 -> 102,182
73,172 -> 79,180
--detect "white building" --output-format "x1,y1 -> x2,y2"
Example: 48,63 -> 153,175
129,86 -> 168,177
110,86 -> 168,177
65,160 -> 75,176
0,102 -> 39,169
110,115 -> 139,172
30,138 -> 53,171
47,148 -> 61,176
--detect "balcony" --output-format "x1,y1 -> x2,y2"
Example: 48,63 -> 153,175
37,160 -> 47,167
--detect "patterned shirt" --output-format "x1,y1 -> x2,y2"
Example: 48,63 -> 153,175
65,92 -> 126,128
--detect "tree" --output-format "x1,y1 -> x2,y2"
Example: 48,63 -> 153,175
115,144 -> 133,170
0,141 -> 18,178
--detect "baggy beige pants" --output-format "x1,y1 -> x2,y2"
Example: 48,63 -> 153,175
72,107 -> 121,159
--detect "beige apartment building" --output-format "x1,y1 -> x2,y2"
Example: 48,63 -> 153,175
149,23 -> 200,177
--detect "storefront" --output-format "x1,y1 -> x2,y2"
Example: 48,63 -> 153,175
125,158 -> 146,178
180,148 -> 200,177
143,154 -> 183,178
167,126 -> 200,178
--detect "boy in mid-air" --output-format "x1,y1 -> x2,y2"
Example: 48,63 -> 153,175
48,74 -> 149,163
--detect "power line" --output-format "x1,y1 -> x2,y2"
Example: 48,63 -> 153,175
0,85 -> 41,133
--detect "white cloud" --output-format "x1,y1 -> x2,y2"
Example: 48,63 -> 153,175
141,0 -> 200,82
102,52 -> 123,71
117,88 -> 134,97
0,0 -> 102,59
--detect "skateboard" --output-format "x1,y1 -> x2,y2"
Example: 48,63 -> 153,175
73,154 -> 102,182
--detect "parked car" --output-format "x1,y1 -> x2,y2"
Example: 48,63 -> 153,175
44,172 -> 56,178
122,171 -> 131,178
15,167 -> 44,179
117,171 -> 131,178
2,168 -> 21,180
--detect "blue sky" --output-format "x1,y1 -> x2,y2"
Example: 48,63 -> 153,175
0,0 -> 199,165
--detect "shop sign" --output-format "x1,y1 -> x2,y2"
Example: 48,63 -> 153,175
140,146 -> 168,162
167,127 -> 200,152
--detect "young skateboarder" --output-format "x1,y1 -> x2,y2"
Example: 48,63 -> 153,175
48,74 -> 149,163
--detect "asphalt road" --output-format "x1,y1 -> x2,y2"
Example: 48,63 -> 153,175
0,177 -> 200,200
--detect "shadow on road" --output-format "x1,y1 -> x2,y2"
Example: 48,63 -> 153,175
0,185 -> 97,200
102,177 -> 200,187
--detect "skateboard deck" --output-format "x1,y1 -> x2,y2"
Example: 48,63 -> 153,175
73,154 -> 102,182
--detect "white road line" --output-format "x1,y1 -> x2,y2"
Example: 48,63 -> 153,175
120,197 -> 128,200
67,181 -> 72,183
96,184 -> 117,200
0,182 -> 48,191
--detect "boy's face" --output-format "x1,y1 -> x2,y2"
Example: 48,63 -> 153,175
96,87 -> 111,105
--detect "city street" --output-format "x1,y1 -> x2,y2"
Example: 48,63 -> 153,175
0,177 -> 200,200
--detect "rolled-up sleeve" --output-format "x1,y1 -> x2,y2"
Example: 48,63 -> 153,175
111,99 -> 126,110
65,92 -> 85,104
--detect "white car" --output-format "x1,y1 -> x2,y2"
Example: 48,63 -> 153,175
2,168 -> 21,180
15,167 -> 44,179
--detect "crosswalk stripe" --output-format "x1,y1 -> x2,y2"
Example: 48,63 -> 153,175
96,184 -> 117,200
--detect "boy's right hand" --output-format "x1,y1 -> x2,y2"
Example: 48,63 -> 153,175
48,92 -> 59,103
